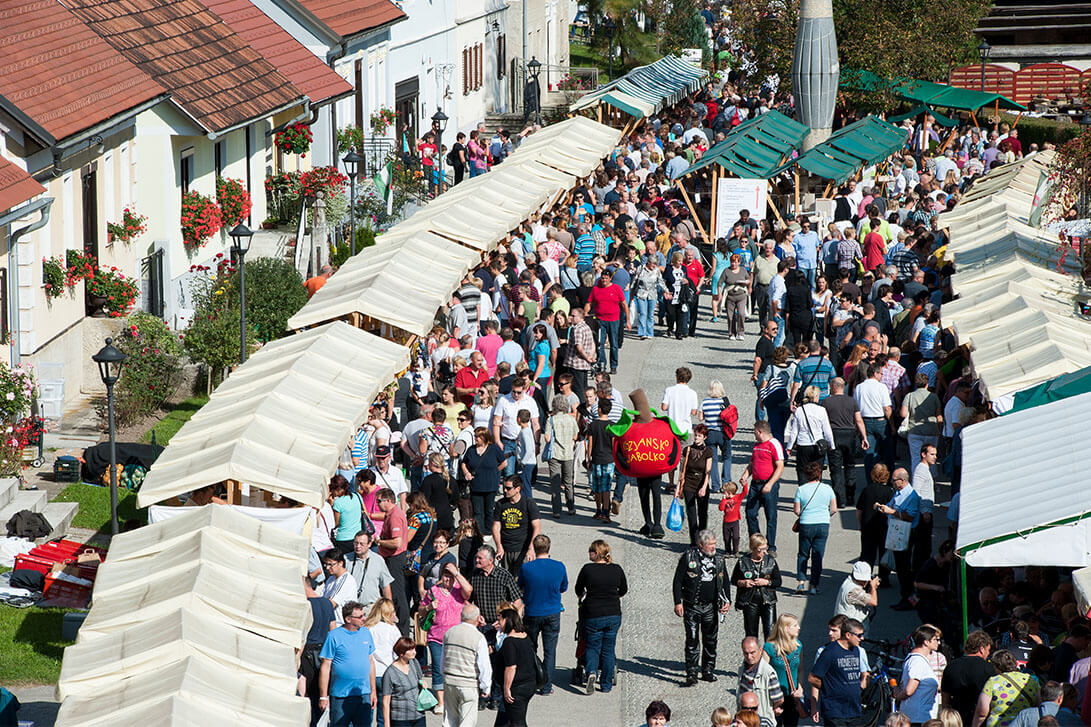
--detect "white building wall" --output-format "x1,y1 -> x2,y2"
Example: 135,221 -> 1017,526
386,0 -> 459,139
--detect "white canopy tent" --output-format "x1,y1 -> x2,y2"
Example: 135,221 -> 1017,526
956,390 -> 1091,567
938,151 -> 1091,399
57,609 -> 299,700
55,653 -> 309,727
288,116 -> 621,335
137,322 -> 408,508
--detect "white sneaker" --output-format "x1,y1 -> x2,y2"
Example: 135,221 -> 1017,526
796,580 -> 808,594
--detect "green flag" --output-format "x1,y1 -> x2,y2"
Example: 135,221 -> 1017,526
371,161 -> 393,216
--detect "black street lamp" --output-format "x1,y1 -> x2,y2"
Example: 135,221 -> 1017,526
977,38 -> 992,92
431,109 -> 448,194
527,57 -> 542,126
230,223 -> 253,364
342,149 -> 362,255
603,16 -> 617,80
92,338 -> 126,536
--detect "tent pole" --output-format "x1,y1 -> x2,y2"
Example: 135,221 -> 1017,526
970,111 -> 979,129
961,558 -> 969,641
677,179 -> 710,244
793,170 -> 800,218
939,128 -> 958,154
710,168 -> 721,240
767,183 -> 786,227
994,100 -> 999,118
1012,111 -> 1023,129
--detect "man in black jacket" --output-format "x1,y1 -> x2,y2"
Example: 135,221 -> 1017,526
672,529 -> 731,686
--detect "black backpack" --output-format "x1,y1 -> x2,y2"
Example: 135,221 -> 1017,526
6,510 -> 51,539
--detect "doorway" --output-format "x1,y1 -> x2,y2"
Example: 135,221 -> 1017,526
81,162 -> 98,261
394,76 -> 419,152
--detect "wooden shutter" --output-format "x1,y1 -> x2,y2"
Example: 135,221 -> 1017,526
476,44 -> 482,89
462,48 -> 468,95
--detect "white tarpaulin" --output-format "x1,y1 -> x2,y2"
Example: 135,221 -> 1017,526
956,390 -> 1091,566
55,653 -> 309,727
137,322 -> 408,508
938,151 -> 1091,399
57,609 -> 299,700
146,503 -> 311,534
288,116 -> 621,333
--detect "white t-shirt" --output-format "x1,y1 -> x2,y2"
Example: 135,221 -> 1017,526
370,465 -> 408,500
899,652 -> 939,722
402,417 -> 431,456
854,378 -> 892,418
661,383 -> 699,435
312,504 -> 335,552
323,571 -> 359,624
539,258 -> 560,285
493,393 -> 540,440
368,621 -> 402,677
912,461 -> 935,512
943,397 -> 967,438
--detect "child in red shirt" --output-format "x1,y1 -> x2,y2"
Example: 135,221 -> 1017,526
718,480 -> 749,555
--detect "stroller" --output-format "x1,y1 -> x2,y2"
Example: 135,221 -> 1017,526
569,603 -> 619,687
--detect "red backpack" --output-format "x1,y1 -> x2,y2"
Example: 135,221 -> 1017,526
719,397 -> 739,438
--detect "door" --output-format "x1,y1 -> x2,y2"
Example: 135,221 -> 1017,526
142,249 -> 165,318
394,76 -> 419,152
81,162 -> 99,260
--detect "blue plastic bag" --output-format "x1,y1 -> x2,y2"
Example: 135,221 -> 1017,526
666,496 -> 685,532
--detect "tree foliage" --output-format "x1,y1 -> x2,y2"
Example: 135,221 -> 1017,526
100,312 -> 183,429
224,257 -> 308,343
182,258 -> 257,390
1046,128 -> 1091,222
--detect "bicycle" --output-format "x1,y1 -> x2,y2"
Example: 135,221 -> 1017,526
858,638 -> 905,727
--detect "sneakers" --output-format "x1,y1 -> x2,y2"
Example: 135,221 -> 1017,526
796,580 -> 808,594
809,586 -> 820,595
638,524 -> 651,536
611,498 -> 621,515
585,672 -> 597,695
650,527 -> 666,539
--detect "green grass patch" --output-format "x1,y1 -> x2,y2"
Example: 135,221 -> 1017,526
141,394 -> 208,446
54,483 -> 145,533
570,42 -> 608,79
0,604 -> 76,685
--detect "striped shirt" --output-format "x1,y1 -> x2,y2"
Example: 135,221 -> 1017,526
351,427 -> 370,471
701,397 -> 725,432
459,283 -> 482,329
574,234 -> 596,270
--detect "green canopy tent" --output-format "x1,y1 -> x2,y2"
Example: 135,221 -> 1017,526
1004,366 -> 1091,415
769,115 -> 910,185
569,55 -> 709,128
888,105 -> 958,128
840,69 -> 1025,115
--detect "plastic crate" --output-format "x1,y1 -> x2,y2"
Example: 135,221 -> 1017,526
53,456 -> 80,483
42,572 -> 92,608
12,553 -> 56,576
33,539 -> 106,560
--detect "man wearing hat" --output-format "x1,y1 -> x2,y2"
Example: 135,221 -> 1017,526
834,562 -> 879,632
370,445 -> 408,511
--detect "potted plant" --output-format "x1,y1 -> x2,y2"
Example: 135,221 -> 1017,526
86,267 -> 139,318
106,208 -> 147,245
42,256 -> 66,299
216,176 -> 252,229
65,249 -> 96,287
337,125 -> 365,153
261,216 -> 277,230
180,191 -> 223,250
275,123 -> 313,156
369,107 -> 397,136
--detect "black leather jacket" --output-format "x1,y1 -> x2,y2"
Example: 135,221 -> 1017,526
672,548 -> 731,609
731,553 -> 782,607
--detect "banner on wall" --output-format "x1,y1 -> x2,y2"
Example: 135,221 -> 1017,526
714,178 -> 767,239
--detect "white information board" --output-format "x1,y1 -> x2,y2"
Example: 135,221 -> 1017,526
714,178 -> 767,239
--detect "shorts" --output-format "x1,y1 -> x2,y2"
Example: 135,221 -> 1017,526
591,463 -> 614,494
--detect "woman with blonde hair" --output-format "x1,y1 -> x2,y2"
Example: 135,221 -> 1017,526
763,613 -> 805,725
574,539 -> 628,695
785,384 -> 835,485
471,387 -> 495,430
699,379 -> 734,491
365,598 -> 401,722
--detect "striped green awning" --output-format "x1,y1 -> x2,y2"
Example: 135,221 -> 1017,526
681,110 -> 809,179
569,55 -> 709,119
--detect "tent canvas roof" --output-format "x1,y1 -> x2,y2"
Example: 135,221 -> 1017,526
1006,365 -> 1091,415
137,322 -> 407,508
840,69 -> 1025,112
887,105 -> 958,128
771,115 -> 909,184
682,110 -> 808,179
569,55 -> 708,119
956,390 -> 1091,566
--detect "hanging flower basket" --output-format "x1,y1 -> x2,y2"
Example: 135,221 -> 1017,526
42,256 -> 67,299
275,123 -> 313,156
86,267 -> 139,318
216,176 -> 253,229
181,191 -> 223,250
65,250 -> 96,286
370,107 -> 397,136
106,207 -> 147,245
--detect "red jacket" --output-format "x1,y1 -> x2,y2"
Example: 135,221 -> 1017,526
718,481 -> 749,522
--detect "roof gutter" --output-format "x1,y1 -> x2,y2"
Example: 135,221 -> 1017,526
2,197 -> 54,367
39,94 -> 169,181
265,98 -> 313,137
210,97 -> 308,140
0,93 -> 55,149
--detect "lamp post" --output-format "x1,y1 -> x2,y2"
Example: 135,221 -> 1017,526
603,16 -> 617,80
342,150 -> 362,255
527,57 -> 542,126
977,38 -> 992,92
92,339 -> 126,536
229,223 -> 253,364
431,109 -> 448,194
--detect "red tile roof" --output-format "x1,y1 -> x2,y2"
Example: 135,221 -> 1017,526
0,0 -> 167,141
296,0 -> 405,39
0,156 -> 46,214
201,0 -> 352,105
63,0 -> 305,134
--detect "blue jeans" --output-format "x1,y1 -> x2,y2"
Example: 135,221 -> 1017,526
796,522 -> 830,587
706,430 -> 733,492
634,298 -> 655,337
501,437 -> 519,477
597,319 -> 621,370
772,314 -> 786,348
745,480 -> 779,552
583,614 -> 621,690
519,463 -> 537,500
800,267 -> 817,287
330,695 -> 373,727
525,612 -> 561,692
754,379 -> 766,422
863,418 -> 887,475
427,641 -> 444,689
409,464 -> 423,492
613,472 -> 631,503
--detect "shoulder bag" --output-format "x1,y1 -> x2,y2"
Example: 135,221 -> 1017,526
800,404 -> 830,458
541,418 -> 555,461
778,645 -> 809,717
793,357 -> 824,406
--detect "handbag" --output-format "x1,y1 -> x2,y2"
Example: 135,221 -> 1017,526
413,610 -> 432,646
533,653 -> 549,690
541,418 -> 555,461
416,679 -> 439,712
778,646 -> 809,717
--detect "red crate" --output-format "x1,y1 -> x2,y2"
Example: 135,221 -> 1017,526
32,539 -> 106,561
42,572 -> 92,608
12,553 -> 57,576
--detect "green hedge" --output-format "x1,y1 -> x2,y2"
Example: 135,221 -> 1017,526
998,113 -> 1085,148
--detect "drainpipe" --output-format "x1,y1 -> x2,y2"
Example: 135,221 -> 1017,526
3,198 -> 54,367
